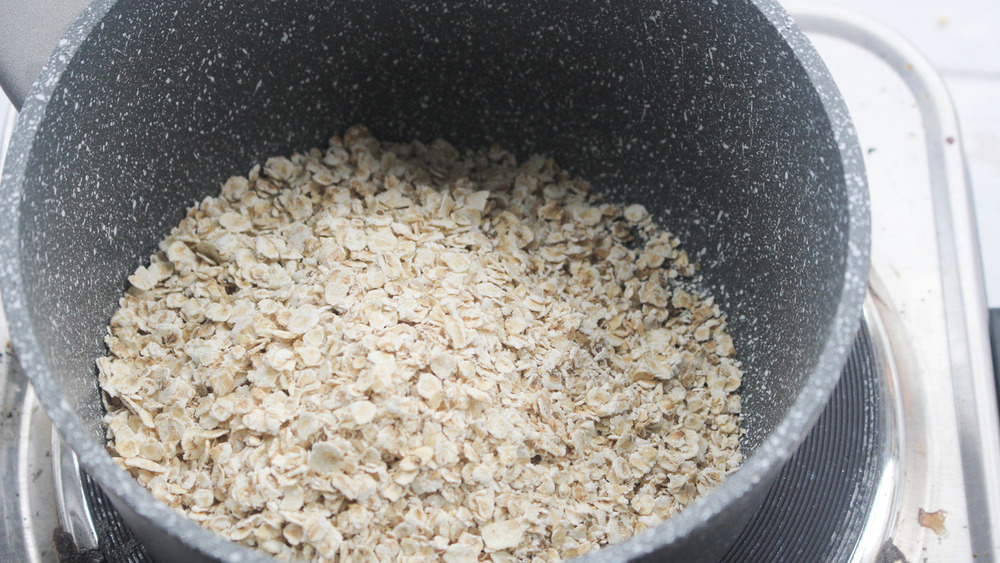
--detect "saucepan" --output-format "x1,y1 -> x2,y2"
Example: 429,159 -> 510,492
0,1 -> 868,561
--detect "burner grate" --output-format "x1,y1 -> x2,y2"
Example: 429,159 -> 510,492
722,322 -> 884,562
80,471 -> 151,563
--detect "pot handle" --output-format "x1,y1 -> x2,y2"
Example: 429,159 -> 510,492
0,0 -> 91,110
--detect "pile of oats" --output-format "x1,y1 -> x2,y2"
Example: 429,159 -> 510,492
98,126 -> 743,562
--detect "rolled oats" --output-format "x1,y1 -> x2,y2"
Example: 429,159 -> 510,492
99,126 -> 743,562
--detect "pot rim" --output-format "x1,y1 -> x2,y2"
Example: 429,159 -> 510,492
0,0 -> 870,560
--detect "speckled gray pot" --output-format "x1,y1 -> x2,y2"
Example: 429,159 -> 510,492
0,1 -> 868,562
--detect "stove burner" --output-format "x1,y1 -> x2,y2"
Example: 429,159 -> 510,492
79,472 -> 149,563
723,322 -> 886,562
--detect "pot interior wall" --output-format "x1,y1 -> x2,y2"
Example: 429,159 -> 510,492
16,0 -> 847,465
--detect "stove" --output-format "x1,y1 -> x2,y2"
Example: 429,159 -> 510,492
2,6 -> 1000,562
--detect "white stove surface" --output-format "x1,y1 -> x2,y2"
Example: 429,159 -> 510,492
787,0 -> 1000,308
792,6 -> 1000,560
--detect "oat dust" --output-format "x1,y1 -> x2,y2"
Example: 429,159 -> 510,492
98,125 -> 743,562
